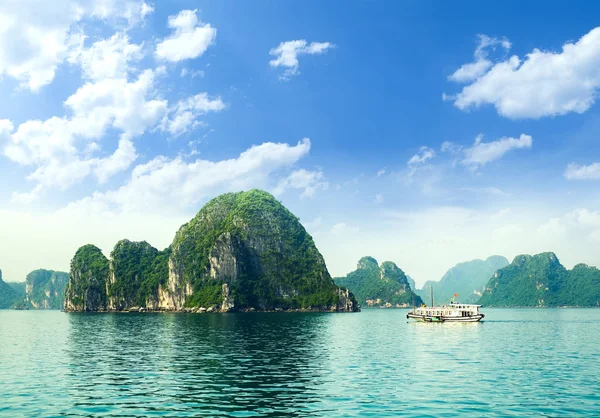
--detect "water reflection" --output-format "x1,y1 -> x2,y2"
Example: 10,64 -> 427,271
3,309 -> 600,416
65,312 -> 331,416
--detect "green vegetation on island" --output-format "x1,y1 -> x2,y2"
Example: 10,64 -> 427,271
478,252 -> 600,307
64,190 -> 359,312
14,270 -> 69,310
0,270 -> 22,309
64,245 -> 110,311
416,255 -> 509,304
334,257 -> 423,307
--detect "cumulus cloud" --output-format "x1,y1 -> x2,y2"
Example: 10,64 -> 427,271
63,138 -> 313,214
269,40 -> 334,79
0,0 -> 152,91
461,134 -> 532,169
273,168 -> 329,198
448,34 -> 510,83
564,162 -> 600,180
3,26 -> 230,200
155,9 -> 216,62
69,32 -> 143,81
161,93 -> 226,137
448,27 -> 600,119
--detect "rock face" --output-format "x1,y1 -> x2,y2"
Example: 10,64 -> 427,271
334,257 -> 423,308
15,270 -> 69,309
64,245 -> 110,311
107,240 -> 170,311
478,252 -> 600,307
64,190 -> 359,312
416,255 -> 509,304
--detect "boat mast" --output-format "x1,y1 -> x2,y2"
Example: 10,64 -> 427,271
430,284 -> 434,307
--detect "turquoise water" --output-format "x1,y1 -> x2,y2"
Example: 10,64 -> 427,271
1,309 -> 599,417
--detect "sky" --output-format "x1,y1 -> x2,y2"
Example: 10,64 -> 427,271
1,0 -> 600,287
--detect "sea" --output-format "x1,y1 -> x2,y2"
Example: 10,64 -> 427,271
1,309 -> 599,417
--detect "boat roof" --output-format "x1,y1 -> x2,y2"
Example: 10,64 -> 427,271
421,303 -> 482,307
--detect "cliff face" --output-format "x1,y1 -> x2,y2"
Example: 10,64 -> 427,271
64,190 -> 359,312
16,270 -> 69,309
107,240 -> 170,311
477,252 -> 600,307
334,257 -> 423,308
64,245 -> 110,311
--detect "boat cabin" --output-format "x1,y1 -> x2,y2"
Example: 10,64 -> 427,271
416,302 -> 481,318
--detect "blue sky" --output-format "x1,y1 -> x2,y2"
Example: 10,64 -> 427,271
1,0 -> 600,286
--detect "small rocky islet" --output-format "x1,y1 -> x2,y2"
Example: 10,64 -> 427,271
63,189 -> 359,313
334,257 -> 423,308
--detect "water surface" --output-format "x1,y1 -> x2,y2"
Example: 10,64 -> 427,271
1,309 -> 599,416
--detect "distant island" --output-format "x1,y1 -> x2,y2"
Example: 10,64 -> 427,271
479,252 -> 600,307
335,252 -> 600,309
334,257 -> 423,308
415,256 -> 509,304
64,189 -> 359,313
0,269 -> 69,309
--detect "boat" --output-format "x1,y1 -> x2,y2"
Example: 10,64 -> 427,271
406,287 -> 484,323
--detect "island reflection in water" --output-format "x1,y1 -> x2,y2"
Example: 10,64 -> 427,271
1,309 -> 600,416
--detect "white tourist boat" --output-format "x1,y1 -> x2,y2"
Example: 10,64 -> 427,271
406,287 -> 484,322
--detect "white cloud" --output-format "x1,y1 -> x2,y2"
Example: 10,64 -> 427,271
449,27 -> 600,119
155,9 -> 216,62
69,32 -> 143,81
376,168 -> 386,177
448,35 -> 510,83
461,134 -> 532,169
440,141 -> 463,155
63,138 -> 313,214
375,194 -> 384,204
3,31 -> 170,198
94,138 -> 138,183
564,162 -> 600,180
0,0 -> 152,91
269,40 -> 334,79
180,68 -> 204,78
538,209 -> 600,242
273,168 -> 328,198
161,93 -> 226,137
408,146 -> 435,167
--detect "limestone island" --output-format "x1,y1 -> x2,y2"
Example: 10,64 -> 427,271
64,189 -> 359,313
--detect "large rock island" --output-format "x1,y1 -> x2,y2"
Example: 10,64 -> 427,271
334,257 -> 423,308
64,190 -> 359,313
478,252 -> 600,307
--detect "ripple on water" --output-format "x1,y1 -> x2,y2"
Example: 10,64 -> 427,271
1,309 -> 600,416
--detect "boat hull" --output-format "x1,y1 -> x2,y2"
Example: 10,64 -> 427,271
406,313 -> 484,322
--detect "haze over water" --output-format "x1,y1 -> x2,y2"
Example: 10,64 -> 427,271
1,309 -> 599,416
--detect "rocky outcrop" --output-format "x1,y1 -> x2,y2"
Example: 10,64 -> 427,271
16,270 -> 69,309
64,190 -> 359,312
64,245 -> 109,312
334,257 -> 422,308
